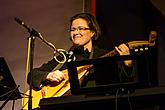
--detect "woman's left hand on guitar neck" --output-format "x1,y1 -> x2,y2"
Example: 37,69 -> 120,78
115,43 -> 132,67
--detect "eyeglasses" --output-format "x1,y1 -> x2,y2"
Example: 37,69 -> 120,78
69,27 -> 90,32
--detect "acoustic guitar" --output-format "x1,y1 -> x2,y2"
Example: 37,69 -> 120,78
22,31 -> 157,110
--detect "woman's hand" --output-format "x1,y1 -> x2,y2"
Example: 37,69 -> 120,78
115,43 -> 132,67
46,70 -> 66,82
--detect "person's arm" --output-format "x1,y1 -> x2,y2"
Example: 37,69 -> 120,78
115,43 -> 133,66
115,43 -> 136,82
27,58 -> 59,90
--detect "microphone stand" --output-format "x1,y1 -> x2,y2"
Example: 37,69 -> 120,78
14,17 -> 40,110
27,32 -> 35,110
14,17 -> 67,110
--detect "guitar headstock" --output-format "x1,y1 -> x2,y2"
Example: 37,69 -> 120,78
128,31 -> 157,52
102,31 -> 157,58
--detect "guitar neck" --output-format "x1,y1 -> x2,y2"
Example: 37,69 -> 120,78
100,49 -> 118,58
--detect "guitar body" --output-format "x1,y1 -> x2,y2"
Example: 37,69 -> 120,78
22,66 -> 90,109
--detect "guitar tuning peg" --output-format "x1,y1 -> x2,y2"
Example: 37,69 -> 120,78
135,49 -> 138,52
144,47 -> 148,51
140,48 -> 143,51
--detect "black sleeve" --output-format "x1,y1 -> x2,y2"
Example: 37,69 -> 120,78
27,58 -> 59,90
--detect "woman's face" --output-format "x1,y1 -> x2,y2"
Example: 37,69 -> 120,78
70,18 -> 94,47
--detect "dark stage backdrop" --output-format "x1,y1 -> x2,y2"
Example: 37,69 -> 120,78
93,0 -> 165,87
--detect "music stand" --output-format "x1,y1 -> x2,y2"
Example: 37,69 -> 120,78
0,57 -> 22,109
67,53 -> 150,96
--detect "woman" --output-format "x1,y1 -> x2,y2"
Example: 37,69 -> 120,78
27,13 -> 133,90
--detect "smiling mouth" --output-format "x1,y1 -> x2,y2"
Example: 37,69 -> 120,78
74,35 -> 82,39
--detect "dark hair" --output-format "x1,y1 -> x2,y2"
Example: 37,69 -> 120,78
70,13 -> 101,41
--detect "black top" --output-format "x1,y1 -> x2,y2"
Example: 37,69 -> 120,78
27,45 -> 134,90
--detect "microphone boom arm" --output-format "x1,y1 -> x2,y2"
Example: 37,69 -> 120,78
14,17 -> 67,63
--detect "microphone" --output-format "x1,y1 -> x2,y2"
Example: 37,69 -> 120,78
14,17 -> 41,38
14,17 -> 52,48
67,51 -> 76,62
14,17 -> 23,25
67,45 -> 78,62
14,17 -> 32,33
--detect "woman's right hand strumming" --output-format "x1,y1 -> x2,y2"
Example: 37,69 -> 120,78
46,70 -> 66,82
